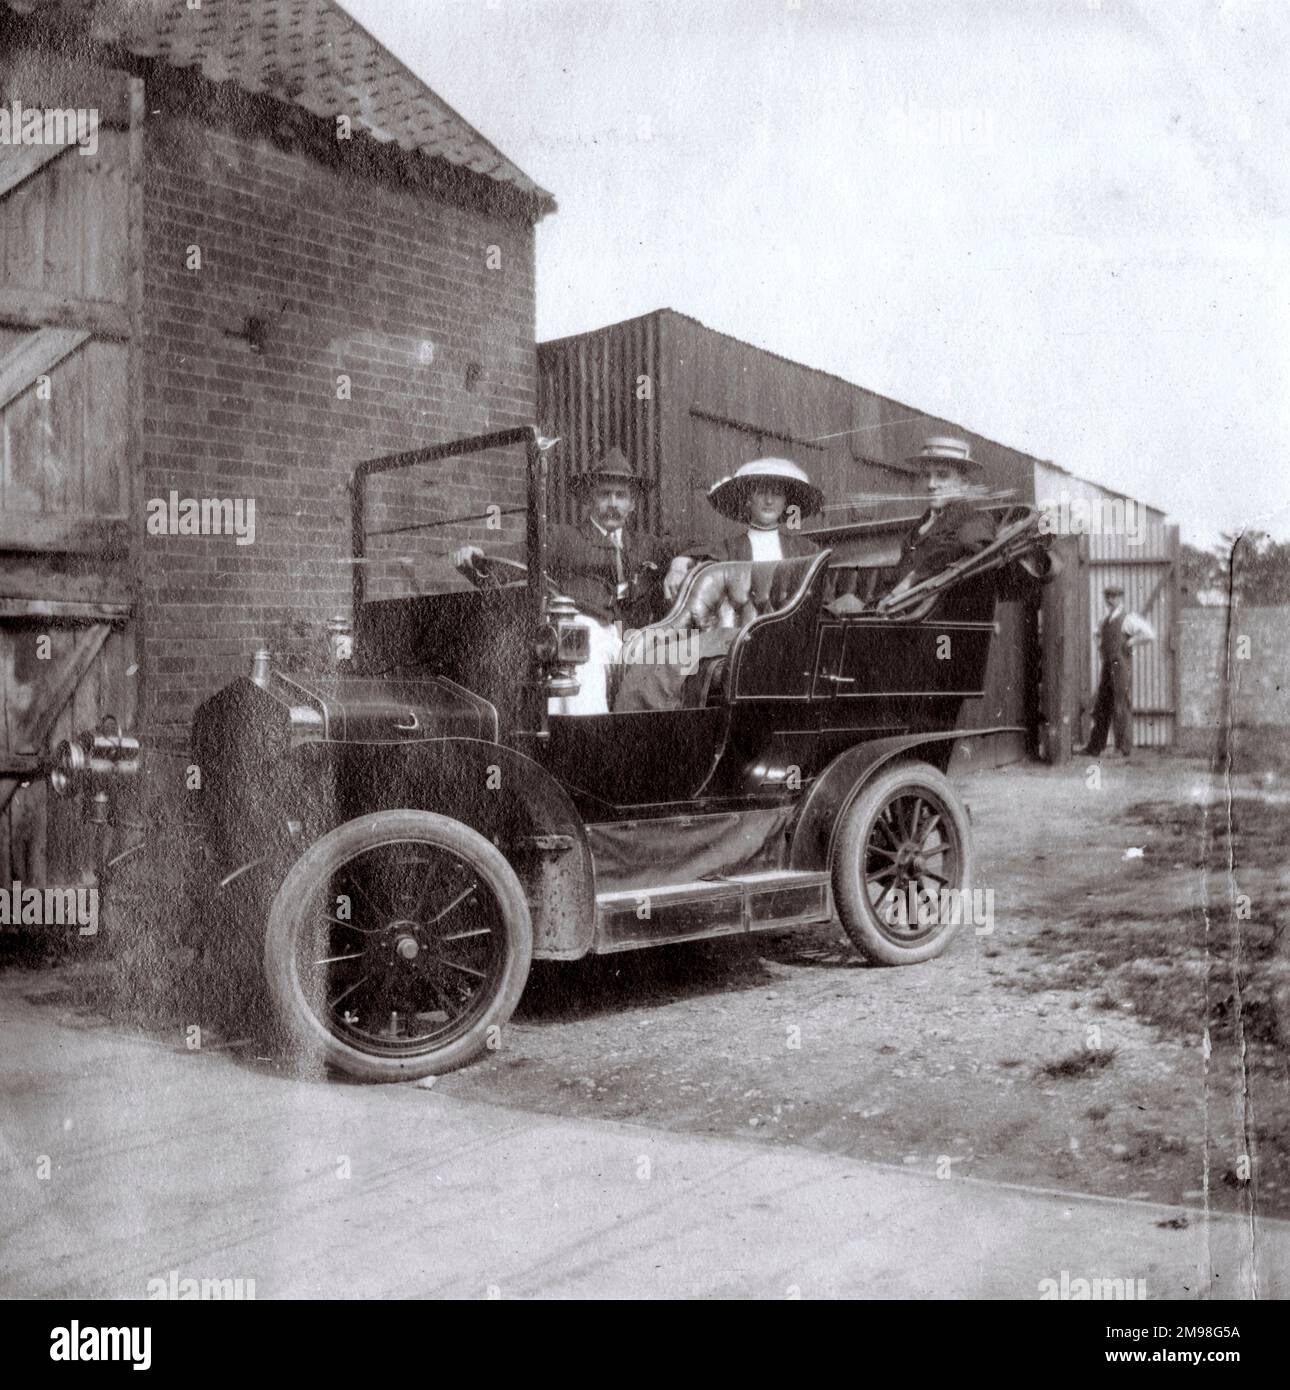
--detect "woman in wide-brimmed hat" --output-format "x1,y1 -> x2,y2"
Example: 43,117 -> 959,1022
616,458 -> 823,714
699,457 -> 824,562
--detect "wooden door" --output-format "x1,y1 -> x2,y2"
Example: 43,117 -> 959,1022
0,53 -> 143,887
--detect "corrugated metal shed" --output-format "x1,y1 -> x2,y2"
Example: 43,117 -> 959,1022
539,311 -> 665,531
537,308 -> 1132,548
539,308 -> 1176,761
1033,459 -> 1166,529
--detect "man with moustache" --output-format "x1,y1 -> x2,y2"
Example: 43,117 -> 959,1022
453,447 -> 688,715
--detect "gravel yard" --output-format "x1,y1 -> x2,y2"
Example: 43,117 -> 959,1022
7,752 -> 1287,1220
436,753 -> 1290,1217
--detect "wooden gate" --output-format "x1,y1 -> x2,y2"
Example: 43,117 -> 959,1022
0,54 -> 143,887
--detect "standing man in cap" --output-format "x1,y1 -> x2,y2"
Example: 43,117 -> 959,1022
453,446 -> 688,715
881,436 -> 998,605
1080,584 -> 1155,759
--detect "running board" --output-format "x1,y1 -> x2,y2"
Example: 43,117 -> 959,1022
593,870 -> 832,954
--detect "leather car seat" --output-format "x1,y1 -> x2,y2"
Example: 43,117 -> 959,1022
616,556 -> 819,711
668,556 -> 816,634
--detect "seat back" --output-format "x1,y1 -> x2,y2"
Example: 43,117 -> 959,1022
725,550 -> 832,700
619,555 -> 822,668
670,556 -> 819,632
822,531 -> 906,569
616,551 -> 831,708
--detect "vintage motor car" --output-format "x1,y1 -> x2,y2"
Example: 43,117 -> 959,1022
49,426 -> 1054,1082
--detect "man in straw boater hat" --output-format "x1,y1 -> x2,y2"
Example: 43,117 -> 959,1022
883,435 -> 999,603
454,446 -> 689,715
1078,583 -> 1155,760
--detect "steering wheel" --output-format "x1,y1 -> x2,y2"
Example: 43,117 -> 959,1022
466,554 -> 560,596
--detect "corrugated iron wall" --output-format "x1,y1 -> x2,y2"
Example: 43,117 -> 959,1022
956,593 -> 1040,761
1083,525 -> 1180,747
664,311 -> 903,548
539,310 -> 934,544
1033,459 -> 1167,530
537,309 -> 1177,761
537,314 -> 663,533
539,310 -> 1051,547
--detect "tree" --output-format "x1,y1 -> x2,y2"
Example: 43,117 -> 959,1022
1218,531 -> 1290,606
1179,542 -> 1221,605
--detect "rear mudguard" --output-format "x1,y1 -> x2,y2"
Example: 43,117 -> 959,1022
788,729 -> 991,874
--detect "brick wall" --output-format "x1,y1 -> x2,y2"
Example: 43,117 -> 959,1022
1179,606 -> 1290,737
141,114 -> 537,741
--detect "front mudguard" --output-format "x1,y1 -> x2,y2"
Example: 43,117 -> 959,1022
205,737 -> 597,961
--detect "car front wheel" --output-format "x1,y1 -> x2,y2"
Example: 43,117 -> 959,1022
831,760 -> 974,965
265,809 -> 532,1081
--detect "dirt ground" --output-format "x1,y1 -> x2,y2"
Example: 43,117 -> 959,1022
443,752 -> 1290,1218
7,751 -> 1288,1220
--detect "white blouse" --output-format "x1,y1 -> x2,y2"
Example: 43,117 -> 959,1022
746,527 -> 784,561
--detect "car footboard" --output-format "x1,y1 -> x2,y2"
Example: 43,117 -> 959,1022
593,869 -> 832,953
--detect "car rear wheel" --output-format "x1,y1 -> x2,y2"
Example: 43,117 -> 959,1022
831,760 -> 974,965
265,810 -> 532,1081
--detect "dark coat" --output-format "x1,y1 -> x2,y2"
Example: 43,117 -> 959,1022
898,501 -> 997,584
546,518 -> 678,625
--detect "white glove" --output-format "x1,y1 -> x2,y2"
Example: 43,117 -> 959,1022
663,555 -> 693,601
452,545 -> 484,574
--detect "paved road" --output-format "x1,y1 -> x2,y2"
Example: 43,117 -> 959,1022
2,992 -> 1285,1299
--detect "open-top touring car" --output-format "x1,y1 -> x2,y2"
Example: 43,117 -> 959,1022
49,426 -> 1054,1081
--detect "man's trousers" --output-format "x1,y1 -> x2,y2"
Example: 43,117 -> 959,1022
1087,658 -> 1132,755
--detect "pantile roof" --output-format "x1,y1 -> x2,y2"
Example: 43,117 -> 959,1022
4,0 -> 555,216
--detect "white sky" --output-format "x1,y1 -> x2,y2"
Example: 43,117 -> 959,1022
343,0 -> 1290,546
